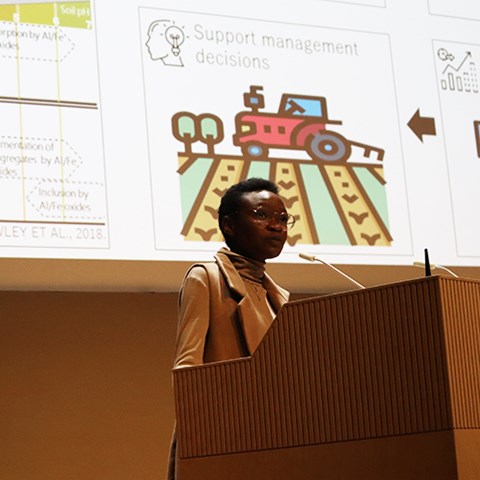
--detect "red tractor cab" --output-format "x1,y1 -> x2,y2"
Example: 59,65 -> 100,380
233,85 -> 351,162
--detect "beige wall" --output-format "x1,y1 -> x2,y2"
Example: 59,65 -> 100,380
1,292 -> 178,480
1,258 -> 480,294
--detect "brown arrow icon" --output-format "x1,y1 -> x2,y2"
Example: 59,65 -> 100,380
408,109 -> 437,142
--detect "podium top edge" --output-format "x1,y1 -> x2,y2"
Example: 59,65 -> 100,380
286,274 -> 480,305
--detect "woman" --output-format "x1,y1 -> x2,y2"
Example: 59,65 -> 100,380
168,177 -> 293,478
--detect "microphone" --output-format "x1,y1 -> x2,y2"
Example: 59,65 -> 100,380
299,253 -> 365,289
424,248 -> 431,277
413,261 -> 459,278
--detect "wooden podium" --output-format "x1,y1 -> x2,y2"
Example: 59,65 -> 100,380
173,276 -> 480,479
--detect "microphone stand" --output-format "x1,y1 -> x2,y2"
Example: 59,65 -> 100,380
299,253 -> 365,289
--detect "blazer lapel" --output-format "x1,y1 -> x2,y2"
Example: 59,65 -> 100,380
263,273 -> 290,311
214,253 -> 289,355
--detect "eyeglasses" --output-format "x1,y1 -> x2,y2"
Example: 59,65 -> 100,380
250,207 -> 296,229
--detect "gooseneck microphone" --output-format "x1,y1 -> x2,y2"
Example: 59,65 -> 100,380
413,261 -> 459,278
299,253 -> 365,289
413,247 -> 459,278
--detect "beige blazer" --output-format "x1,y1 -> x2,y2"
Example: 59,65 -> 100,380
168,252 -> 289,479
174,251 -> 290,367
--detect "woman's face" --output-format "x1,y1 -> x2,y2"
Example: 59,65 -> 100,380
222,190 -> 288,262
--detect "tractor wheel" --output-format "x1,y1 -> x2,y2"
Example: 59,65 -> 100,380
307,131 -> 351,162
241,143 -> 268,158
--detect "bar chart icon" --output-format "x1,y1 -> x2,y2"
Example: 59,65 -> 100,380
439,51 -> 479,94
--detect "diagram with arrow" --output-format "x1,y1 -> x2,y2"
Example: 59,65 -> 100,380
0,1 -> 108,249
433,40 -> 480,256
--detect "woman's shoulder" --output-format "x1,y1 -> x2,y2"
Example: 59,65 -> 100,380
181,262 -> 222,288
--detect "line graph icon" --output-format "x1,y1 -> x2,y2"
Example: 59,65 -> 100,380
437,48 -> 479,94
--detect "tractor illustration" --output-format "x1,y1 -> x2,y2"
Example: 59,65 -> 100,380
233,85 -> 384,163
171,85 -> 392,247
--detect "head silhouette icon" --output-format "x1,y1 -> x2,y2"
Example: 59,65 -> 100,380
146,20 -> 185,67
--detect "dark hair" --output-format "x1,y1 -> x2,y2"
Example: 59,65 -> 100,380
218,178 -> 279,243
